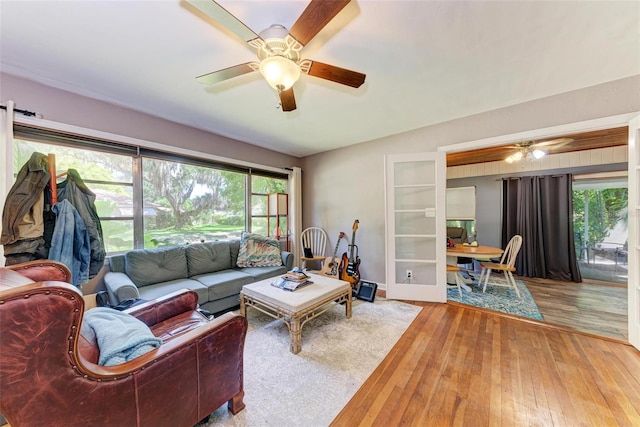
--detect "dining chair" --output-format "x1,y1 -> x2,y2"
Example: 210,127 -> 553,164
478,235 -> 523,298
300,227 -> 328,270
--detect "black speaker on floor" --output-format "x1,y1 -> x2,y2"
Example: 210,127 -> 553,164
355,281 -> 378,302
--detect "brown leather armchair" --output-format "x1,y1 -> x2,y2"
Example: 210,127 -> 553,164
0,261 -> 248,427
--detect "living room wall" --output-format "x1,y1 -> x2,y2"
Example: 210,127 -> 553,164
1,73 -> 301,170
300,75 -> 640,286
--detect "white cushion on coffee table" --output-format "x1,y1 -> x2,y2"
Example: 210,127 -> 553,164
241,274 -> 350,313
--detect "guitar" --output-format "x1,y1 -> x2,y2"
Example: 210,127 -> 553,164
340,220 -> 361,288
320,232 -> 345,277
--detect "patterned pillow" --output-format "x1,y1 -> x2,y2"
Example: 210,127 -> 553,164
236,232 -> 282,267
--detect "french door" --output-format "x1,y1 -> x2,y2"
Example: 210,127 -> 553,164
385,152 -> 446,302
628,115 -> 640,350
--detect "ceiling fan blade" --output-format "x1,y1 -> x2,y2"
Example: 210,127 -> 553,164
305,60 -> 366,88
533,137 -> 574,148
195,62 -> 258,85
288,0 -> 351,46
279,88 -> 297,112
187,0 -> 261,44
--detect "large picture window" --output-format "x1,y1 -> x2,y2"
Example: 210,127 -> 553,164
12,126 -> 288,254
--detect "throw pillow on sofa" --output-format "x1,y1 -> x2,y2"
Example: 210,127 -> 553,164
236,232 -> 281,267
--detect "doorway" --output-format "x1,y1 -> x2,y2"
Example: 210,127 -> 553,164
573,172 -> 628,284
439,114 -> 637,344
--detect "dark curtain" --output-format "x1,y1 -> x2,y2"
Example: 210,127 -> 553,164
502,174 -> 581,282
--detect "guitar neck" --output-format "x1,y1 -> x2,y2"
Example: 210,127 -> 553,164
349,220 -> 359,261
332,239 -> 341,259
349,233 -> 357,260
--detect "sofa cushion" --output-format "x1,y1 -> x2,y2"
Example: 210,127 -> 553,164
236,232 -> 282,267
192,270 -> 253,301
136,278 -> 208,304
109,254 -> 126,273
125,246 -> 188,287
186,242 -> 232,276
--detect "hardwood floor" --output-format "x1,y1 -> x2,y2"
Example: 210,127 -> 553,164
523,276 -> 628,341
330,302 -> 640,426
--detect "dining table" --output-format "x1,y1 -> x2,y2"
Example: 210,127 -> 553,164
446,244 -> 504,291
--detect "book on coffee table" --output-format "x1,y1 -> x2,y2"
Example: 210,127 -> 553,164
271,277 -> 313,292
282,271 -> 310,282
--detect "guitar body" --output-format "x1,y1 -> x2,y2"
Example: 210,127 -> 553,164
340,220 -> 361,288
320,231 -> 345,278
340,251 -> 361,287
320,256 -> 341,277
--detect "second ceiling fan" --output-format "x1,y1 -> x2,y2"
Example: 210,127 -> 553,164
187,0 -> 366,112
503,138 -> 574,163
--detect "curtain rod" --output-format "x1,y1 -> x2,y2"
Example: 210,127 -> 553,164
0,104 -> 40,117
496,174 -> 568,181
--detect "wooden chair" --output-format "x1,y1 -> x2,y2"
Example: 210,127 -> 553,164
446,264 -> 463,297
300,227 -> 328,269
478,235 -> 523,298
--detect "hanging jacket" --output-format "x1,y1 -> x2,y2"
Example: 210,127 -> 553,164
49,199 -> 91,288
56,169 -> 106,277
1,152 -> 50,247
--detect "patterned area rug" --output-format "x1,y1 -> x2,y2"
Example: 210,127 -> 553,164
447,277 -> 544,321
201,298 -> 422,427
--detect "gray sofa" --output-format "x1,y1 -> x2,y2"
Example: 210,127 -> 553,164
104,240 -> 293,314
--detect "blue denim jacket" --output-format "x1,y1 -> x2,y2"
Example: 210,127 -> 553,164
57,169 -> 105,278
49,200 -> 91,288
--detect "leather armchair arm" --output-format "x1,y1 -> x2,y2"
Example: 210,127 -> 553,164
75,312 -> 247,380
126,288 -> 199,326
104,271 -> 140,303
5,260 -> 71,283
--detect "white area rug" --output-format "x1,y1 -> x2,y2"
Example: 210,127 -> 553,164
202,298 -> 422,427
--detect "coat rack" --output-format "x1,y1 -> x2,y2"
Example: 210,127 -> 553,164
48,153 -> 58,205
47,153 -> 68,207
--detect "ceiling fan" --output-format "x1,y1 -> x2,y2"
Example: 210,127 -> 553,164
186,0 -> 366,112
504,138 -> 574,163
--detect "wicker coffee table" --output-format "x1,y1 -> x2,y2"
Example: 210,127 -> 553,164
240,273 -> 352,354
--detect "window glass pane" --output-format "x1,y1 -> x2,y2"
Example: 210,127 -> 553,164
251,217 -> 268,236
252,195 -> 267,215
102,219 -> 134,252
142,158 -> 246,247
13,139 -> 132,182
251,175 -> 287,194
91,184 -> 133,218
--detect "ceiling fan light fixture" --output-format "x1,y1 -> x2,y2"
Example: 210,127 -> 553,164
505,151 -> 523,163
505,146 -> 546,163
259,55 -> 301,92
532,149 -> 546,159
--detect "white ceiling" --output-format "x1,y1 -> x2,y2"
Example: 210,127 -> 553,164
1,1 -> 638,158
